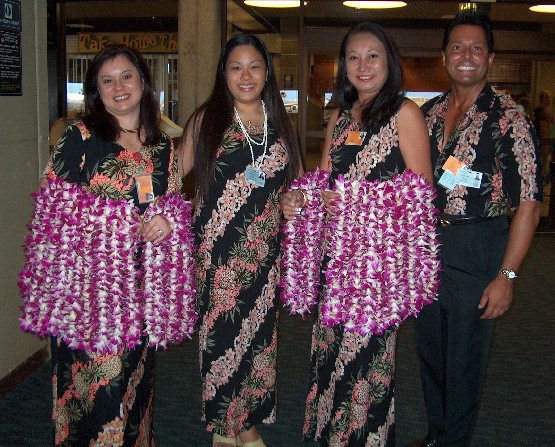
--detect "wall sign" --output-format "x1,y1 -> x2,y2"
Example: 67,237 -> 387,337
0,0 -> 21,96
0,0 -> 21,32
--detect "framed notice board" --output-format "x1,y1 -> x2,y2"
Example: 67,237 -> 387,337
0,0 -> 21,96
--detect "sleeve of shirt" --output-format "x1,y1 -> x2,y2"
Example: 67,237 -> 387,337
43,124 -> 87,184
499,113 -> 543,207
166,137 -> 183,194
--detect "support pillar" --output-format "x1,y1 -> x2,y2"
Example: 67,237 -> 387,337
177,0 -> 223,127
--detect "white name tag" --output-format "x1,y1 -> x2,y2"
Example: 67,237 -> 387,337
438,170 -> 457,190
457,169 -> 483,188
246,166 -> 266,187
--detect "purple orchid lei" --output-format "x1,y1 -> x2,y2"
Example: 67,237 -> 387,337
142,194 -> 198,349
280,169 -> 440,336
18,178 -> 197,354
322,171 -> 440,335
280,168 -> 330,316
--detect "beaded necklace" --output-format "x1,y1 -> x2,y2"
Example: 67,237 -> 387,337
233,100 -> 268,169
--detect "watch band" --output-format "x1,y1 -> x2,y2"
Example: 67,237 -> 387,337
499,268 -> 518,281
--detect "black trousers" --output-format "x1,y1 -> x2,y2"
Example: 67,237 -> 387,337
413,216 -> 509,447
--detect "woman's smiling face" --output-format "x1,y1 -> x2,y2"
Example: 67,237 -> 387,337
97,54 -> 144,120
345,32 -> 388,103
225,44 -> 267,107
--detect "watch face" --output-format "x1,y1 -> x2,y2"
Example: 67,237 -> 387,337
501,269 -> 517,279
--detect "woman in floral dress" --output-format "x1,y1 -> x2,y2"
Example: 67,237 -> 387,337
41,45 -> 181,446
179,34 -> 302,447
282,23 -> 433,447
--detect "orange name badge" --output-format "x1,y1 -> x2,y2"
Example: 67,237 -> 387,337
136,174 -> 155,204
345,131 -> 367,146
442,155 -> 465,175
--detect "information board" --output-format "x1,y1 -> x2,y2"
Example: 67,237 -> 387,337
0,0 -> 20,95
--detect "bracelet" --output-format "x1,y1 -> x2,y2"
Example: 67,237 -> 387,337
299,189 -> 308,207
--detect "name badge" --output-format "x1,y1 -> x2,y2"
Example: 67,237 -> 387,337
345,131 -> 367,146
136,174 -> 155,203
246,166 -> 266,187
442,155 -> 465,175
438,170 -> 457,190
457,169 -> 483,188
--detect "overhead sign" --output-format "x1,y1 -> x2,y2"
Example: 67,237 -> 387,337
79,33 -> 178,53
0,0 -> 21,32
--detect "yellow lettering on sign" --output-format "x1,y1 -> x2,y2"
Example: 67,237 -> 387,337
78,33 -> 178,53
161,33 -> 178,51
79,34 -> 110,52
121,34 -> 158,50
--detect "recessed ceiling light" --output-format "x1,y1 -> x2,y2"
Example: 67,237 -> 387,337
530,4 -> 555,13
343,1 -> 407,9
244,0 -> 307,7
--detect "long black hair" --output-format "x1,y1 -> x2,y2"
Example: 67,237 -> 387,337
83,44 -> 161,145
330,22 -> 404,130
185,34 -> 301,202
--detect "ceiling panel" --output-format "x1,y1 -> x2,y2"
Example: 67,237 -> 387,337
62,1 -> 555,34
237,1 -> 555,30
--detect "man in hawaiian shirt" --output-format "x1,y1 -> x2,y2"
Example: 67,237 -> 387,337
407,11 -> 543,447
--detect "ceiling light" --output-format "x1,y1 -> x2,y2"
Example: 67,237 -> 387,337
244,0 -> 307,7
343,1 -> 407,9
530,4 -> 555,13
66,23 -> 94,29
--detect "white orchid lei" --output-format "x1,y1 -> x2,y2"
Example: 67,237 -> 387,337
280,169 -> 440,336
18,178 -> 197,354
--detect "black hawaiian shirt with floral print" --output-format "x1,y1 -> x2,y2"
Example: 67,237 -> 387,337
422,83 -> 543,216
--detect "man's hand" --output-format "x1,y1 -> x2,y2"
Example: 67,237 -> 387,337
478,275 -> 514,319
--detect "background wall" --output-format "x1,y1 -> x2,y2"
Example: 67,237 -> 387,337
0,1 -> 49,381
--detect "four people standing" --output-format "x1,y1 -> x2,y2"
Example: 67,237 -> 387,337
408,12 -> 542,447
178,34 -> 302,447
23,11 -> 547,447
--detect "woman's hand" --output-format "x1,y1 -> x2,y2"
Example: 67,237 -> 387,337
282,189 -> 306,221
321,189 -> 341,215
141,213 -> 172,243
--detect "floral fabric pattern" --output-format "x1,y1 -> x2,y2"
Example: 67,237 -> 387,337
52,339 -> 155,447
46,122 -> 180,446
304,106 -> 404,446
422,83 -> 542,216
328,109 -> 401,182
195,120 -> 289,437
45,122 -> 181,212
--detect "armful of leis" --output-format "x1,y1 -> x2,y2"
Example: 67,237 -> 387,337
19,178 -> 198,353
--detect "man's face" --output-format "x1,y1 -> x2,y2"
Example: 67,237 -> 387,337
442,24 -> 494,89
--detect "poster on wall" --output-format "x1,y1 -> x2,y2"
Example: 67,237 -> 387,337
0,0 -> 22,96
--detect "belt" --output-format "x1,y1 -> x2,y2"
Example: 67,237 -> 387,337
437,215 -> 502,227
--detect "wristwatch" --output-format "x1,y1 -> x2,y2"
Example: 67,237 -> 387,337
499,268 -> 518,281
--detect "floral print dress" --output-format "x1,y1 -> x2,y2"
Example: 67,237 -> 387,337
303,107 -> 405,447
44,122 -> 181,446
194,119 -> 289,438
